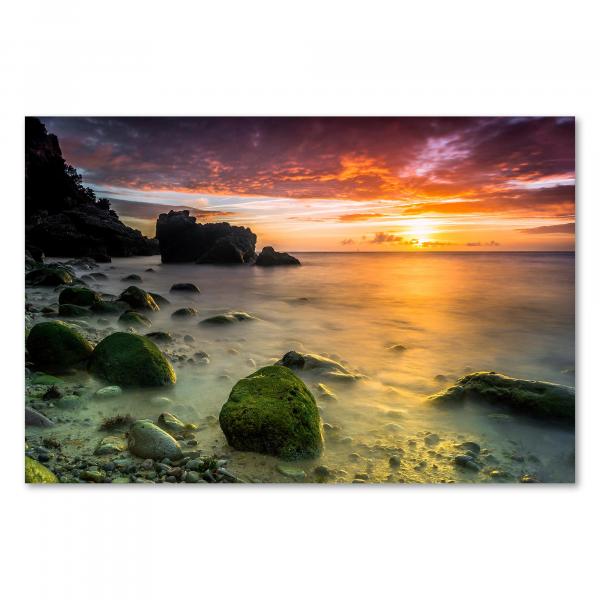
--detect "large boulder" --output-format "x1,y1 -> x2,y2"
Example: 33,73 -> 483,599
219,365 -> 323,459
119,286 -> 159,312
128,420 -> 182,460
58,286 -> 101,306
277,350 -> 360,382
429,371 -> 575,424
156,210 -> 256,264
88,332 -> 176,387
25,456 -> 58,483
26,321 -> 93,372
256,246 -> 301,266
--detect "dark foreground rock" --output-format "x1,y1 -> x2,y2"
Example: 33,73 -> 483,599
88,332 -> 176,387
156,210 -> 257,264
25,456 -> 58,483
429,371 -> 575,424
256,246 -> 300,266
219,365 -> 323,459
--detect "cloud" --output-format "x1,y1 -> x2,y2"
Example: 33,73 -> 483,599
337,212 -> 386,222
517,222 -> 575,234
369,232 -> 405,244
106,198 -> 235,221
41,117 -> 574,223
466,240 -> 501,247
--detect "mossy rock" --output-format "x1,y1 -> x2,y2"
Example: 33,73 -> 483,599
145,331 -> 174,344
91,300 -> 128,315
219,365 -> 323,459
201,312 -> 255,325
26,321 -> 93,373
128,420 -> 182,460
171,307 -> 198,319
149,292 -> 170,307
429,371 -> 575,424
58,286 -> 101,307
118,310 -> 152,329
59,303 -> 93,317
25,456 -> 58,483
88,332 -> 176,387
25,267 -> 74,287
30,373 -> 65,385
118,286 -> 160,312
121,274 -> 142,282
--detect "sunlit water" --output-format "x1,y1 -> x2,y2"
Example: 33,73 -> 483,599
25,252 -> 575,483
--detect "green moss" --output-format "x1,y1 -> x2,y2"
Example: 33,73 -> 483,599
219,365 -> 323,459
25,267 -> 74,286
25,456 -> 59,483
26,321 -> 93,372
88,332 -> 176,387
429,371 -> 575,424
118,286 -> 159,312
30,373 -> 66,385
59,303 -> 93,317
58,286 -> 101,306
118,310 -> 152,329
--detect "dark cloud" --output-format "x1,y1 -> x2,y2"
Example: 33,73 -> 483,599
40,117 -> 575,220
517,222 -> 575,234
106,198 -> 234,221
341,238 -> 355,245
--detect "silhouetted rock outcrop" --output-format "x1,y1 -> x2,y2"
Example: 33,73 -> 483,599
156,210 -> 257,264
256,246 -> 300,266
25,117 -> 158,259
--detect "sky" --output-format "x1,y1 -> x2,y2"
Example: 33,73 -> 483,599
41,117 -> 575,251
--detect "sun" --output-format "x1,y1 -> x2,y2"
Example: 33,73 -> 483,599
404,218 -> 435,242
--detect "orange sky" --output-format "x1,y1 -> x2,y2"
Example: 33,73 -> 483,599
41,117 -> 575,251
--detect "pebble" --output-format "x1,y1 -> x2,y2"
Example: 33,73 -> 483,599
314,465 -> 331,480
95,386 -> 123,399
276,465 -> 306,481
185,471 -> 200,483
424,433 -> 440,446
389,455 -> 402,468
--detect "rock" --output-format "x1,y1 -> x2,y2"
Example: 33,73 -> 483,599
519,474 -> 540,483
276,465 -> 306,481
387,344 -> 407,352
118,310 -> 152,329
424,433 -> 440,446
95,436 -> 127,455
59,304 -> 93,317
25,267 -> 74,287
149,396 -> 172,408
26,321 -> 93,372
454,455 -> 480,471
88,332 -> 176,387
313,465 -> 331,481
25,456 -> 58,483
121,274 -> 142,282
25,406 -> 55,427
128,420 -> 182,460
91,300 -> 128,315
119,286 -> 160,312
94,385 -> 123,399
145,331 -> 174,344
30,373 -> 65,385
219,365 -> 323,459
201,312 -> 256,325
456,441 -> 481,455
80,469 -> 106,483
185,471 -> 201,483
277,350 -> 360,382
255,246 -> 300,266
157,412 -> 193,433
389,455 -> 402,468
55,394 -> 81,409
58,286 -> 101,307
184,335 -> 195,343
156,210 -> 256,264
90,272 -> 108,280
429,372 -> 575,424
171,308 -> 198,319
148,292 -> 170,307
316,383 -> 337,401
170,283 -> 201,294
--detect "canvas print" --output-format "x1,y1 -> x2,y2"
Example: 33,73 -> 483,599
24,117 -> 575,484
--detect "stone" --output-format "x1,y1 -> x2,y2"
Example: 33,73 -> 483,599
25,267 -> 74,287
95,436 -> 127,455
200,312 -> 256,325
149,292 -> 170,307
185,471 -> 201,483
26,321 -> 93,372
118,286 -> 160,312
25,456 -> 58,483
145,331 -> 174,345
128,420 -> 182,460
90,300 -> 128,315
121,274 -> 142,282
424,433 -> 440,446
157,412 -> 193,433
80,469 -> 106,483
95,385 -> 123,399
55,394 -> 81,410
277,350 -> 360,382
25,407 -> 55,427
88,332 -> 176,387
219,365 -> 323,459
255,246 -> 300,266
118,310 -> 152,329
58,286 -> 101,307
389,455 -> 402,468
313,465 -> 331,481
429,372 -> 575,424
456,441 -> 481,455
277,464 -> 306,481
170,283 -> 201,294
171,308 -> 198,319
59,304 -> 93,317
